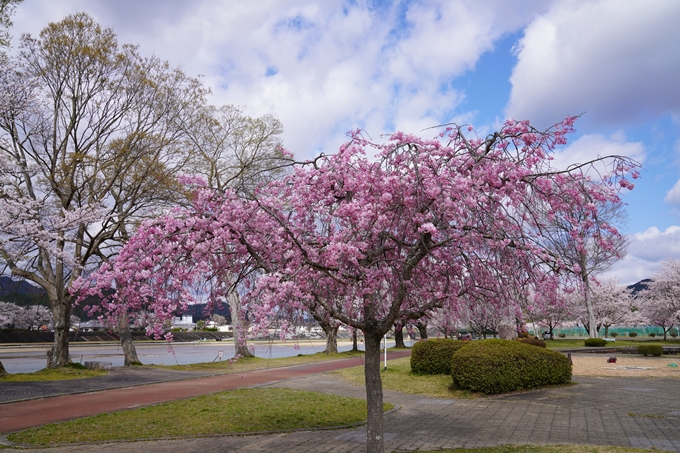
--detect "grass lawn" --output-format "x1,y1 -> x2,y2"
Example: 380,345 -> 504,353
330,356 -> 476,399
8,387 -> 392,445
416,446 -> 663,453
157,348 -> 366,374
545,338 -> 680,349
0,366 -> 107,382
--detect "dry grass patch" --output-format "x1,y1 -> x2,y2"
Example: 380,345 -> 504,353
329,356 -> 475,398
571,354 -> 680,378
0,366 -> 107,382
157,349 -> 365,374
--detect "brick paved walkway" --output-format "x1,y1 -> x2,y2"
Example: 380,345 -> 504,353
2,354 -> 680,452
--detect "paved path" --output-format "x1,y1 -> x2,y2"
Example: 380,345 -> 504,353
2,353 -> 680,452
0,350 -> 410,434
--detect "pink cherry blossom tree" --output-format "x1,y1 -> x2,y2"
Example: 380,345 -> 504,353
0,13 -> 208,367
639,259 -> 680,340
76,118 -> 638,453
428,305 -> 461,338
537,200 -> 629,338
568,277 -> 639,337
523,284 -> 573,339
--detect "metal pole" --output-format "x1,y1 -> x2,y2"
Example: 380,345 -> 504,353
384,334 -> 387,370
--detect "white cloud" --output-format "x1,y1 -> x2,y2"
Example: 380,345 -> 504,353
630,226 -> 680,261
665,180 -> 680,206
549,131 -> 645,172
506,0 -> 680,128
603,226 -> 680,284
12,0 -> 550,158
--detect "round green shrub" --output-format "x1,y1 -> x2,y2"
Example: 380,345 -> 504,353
638,345 -> 663,357
516,337 -> 546,348
671,330 -> 678,338
628,331 -> 638,337
450,339 -> 572,395
649,332 -> 656,338
610,332 -> 618,338
411,339 -> 469,375
558,333 -> 566,338
584,338 -> 607,347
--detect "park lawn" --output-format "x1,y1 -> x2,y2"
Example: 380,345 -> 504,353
0,366 -> 107,382
157,348 -> 366,373
329,356 -> 475,399
8,387 -> 392,445
544,338 -> 680,349
419,446 -> 663,453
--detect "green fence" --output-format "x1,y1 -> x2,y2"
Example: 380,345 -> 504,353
539,326 -> 679,338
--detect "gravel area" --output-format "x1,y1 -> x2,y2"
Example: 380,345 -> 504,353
571,353 -> 680,378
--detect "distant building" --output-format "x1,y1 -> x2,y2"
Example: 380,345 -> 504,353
171,315 -> 195,330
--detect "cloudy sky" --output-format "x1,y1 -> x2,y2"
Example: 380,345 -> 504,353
10,0 -> 680,284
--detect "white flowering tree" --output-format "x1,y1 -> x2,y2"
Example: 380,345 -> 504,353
639,259 -> 680,340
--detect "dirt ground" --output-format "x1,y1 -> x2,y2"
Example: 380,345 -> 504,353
571,353 -> 680,377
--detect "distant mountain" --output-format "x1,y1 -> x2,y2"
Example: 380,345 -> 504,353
0,276 -> 45,295
0,276 -> 48,306
627,279 -> 652,296
181,303 -> 231,322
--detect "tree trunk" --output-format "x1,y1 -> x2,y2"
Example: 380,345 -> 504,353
364,330 -> 385,453
394,322 -> 406,348
322,323 -> 339,354
118,312 -> 141,366
228,288 -> 253,358
0,360 -> 7,377
580,254 -> 598,338
351,328 -> 359,351
416,321 -> 428,340
46,297 -> 71,368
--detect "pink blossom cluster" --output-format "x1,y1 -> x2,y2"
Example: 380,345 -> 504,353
73,118 -> 639,340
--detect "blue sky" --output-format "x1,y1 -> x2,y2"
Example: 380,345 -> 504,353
11,0 -> 680,284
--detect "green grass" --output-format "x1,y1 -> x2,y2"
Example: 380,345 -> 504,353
158,349 -> 366,374
0,366 -> 107,382
412,446 -> 666,453
9,387 -> 392,445
330,356 -> 475,399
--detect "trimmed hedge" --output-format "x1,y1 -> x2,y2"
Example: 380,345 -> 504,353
450,339 -> 572,395
516,338 -> 546,348
411,339 -> 470,375
584,338 -> 607,347
638,345 -> 663,357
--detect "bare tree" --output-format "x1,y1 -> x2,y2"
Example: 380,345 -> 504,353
537,201 -> 629,338
181,104 -> 290,358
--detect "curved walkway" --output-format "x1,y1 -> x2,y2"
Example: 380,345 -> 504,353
2,353 -> 680,452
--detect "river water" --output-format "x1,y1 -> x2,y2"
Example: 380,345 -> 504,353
0,338 -> 401,374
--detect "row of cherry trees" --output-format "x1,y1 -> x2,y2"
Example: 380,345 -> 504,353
0,13 -> 289,366
75,117 -> 639,453
0,301 -> 53,329
438,266 -> 680,341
